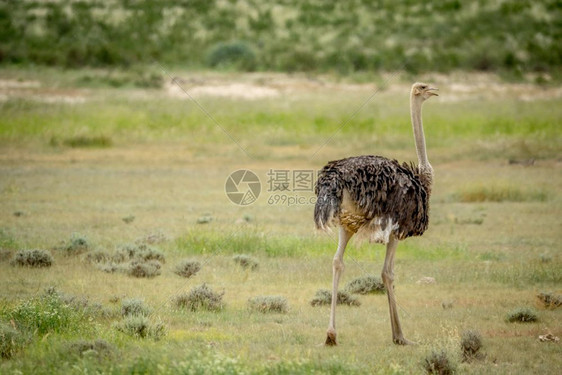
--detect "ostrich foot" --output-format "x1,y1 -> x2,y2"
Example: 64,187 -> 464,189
325,330 -> 337,346
393,336 -> 417,346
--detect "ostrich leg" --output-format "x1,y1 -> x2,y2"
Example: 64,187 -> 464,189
381,236 -> 416,345
326,227 -> 353,346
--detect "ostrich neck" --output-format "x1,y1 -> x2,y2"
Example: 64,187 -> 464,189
410,95 -> 434,196
410,97 -> 432,174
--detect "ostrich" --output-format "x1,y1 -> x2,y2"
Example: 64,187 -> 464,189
314,82 -> 438,346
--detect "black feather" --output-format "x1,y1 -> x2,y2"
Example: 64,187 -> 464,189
314,155 -> 431,240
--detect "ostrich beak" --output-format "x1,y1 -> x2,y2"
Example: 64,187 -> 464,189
427,87 -> 439,96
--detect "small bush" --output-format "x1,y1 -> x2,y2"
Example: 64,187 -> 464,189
173,284 -> 224,312
97,262 -> 121,273
345,275 -> 385,295
233,254 -> 259,271
114,316 -> 165,340
62,136 -> 112,148
248,296 -> 289,314
0,322 -> 27,359
84,250 -> 112,263
174,260 -> 201,279
537,292 -> 562,309
11,249 -> 53,268
115,244 -> 165,263
43,286 -> 105,316
310,289 -> 360,307
121,299 -> 151,317
423,350 -> 455,374
59,234 -> 90,256
136,232 -> 168,245
65,339 -> 115,359
127,260 -> 162,278
506,307 -> 538,323
135,246 -> 166,263
461,330 -> 484,362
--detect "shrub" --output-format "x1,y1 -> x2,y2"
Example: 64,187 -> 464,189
65,339 -> 115,359
121,299 -> 151,317
345,275 -> 385,294
423,350 -> 455,375
114,316 -> 165,340
0,322 -> 27,359
233,254 -> 259,271
310,289 -> 360,307
248,296 -> 289,314
537,292 -> 562,309
11,249 -> 53,268
66,234 -> 90,254
127,260 -> 162,278
206,41 -> 257,71
173,284 -> 224,312
47,288 -> 104,317
8,293 -> 83,335
97,262 -> 122,273
84,250 -> 112,263
62,136 -> 112,148
506,307 -> 538,323
115,244 -> 165,263
135,246 -> 165,263
461,330 -> 484,362
174,260 -> 201,279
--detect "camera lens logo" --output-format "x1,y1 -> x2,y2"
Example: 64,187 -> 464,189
225,170 -> 261,206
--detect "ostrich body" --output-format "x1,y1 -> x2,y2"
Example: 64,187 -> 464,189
314,83 -> 438,346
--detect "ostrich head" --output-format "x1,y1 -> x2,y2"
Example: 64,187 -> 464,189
411,82 -> 438,101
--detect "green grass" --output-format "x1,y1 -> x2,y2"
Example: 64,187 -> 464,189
0,70 -> 561,374
454,183 -> 550,202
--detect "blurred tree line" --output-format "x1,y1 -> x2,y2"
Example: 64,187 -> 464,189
1,0 -> 561,76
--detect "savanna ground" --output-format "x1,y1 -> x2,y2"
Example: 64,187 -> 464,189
0,67 -> 561,374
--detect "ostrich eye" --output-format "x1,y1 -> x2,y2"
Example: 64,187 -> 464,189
421,85 -> 426,89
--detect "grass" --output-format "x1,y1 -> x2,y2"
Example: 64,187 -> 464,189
0,70 -> 561,374
454,183 -> 550,202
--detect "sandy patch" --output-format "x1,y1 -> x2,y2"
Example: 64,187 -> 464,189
167,81 -> 279,100
0,79 -> 41,89
0,79 -> 86,104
